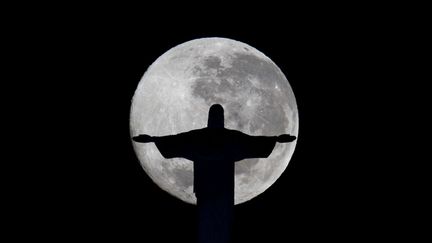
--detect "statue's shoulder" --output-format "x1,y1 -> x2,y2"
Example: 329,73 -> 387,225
222,128 -> 248,139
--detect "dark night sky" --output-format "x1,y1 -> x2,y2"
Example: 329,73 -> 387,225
9,7 -> 417,242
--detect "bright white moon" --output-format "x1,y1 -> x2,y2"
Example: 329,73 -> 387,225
130,37 -> 298,205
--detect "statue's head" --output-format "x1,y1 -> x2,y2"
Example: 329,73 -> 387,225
207,104 -> 224,128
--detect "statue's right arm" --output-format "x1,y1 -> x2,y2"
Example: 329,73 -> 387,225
136,131 -> 196,160
132,134 -> 155,143
133,129 -> 198,144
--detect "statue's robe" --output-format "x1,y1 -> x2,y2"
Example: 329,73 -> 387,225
153,128 -> 277,243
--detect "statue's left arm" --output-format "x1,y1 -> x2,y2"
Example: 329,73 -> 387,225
233,131 -> 296,160
275,134 -> 297,143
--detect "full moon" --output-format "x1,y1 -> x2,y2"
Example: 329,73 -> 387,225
130,37 -> 298,205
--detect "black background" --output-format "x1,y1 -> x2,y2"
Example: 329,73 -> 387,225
9,6 -> 417,242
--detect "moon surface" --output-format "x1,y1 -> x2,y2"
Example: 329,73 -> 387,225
130,37 -> 298,205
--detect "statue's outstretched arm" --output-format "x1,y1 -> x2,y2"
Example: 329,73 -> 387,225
132,130 -> 199,160
132,134 -> 155,143
276,134 -> 297,143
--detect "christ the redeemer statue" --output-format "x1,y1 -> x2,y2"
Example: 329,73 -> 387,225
133,104 -> 296,243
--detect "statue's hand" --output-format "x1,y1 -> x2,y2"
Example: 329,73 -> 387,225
132,134 -> 153,143
276,134 -> 296,143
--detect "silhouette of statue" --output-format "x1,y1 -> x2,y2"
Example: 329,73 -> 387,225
133,104 -> 296,243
